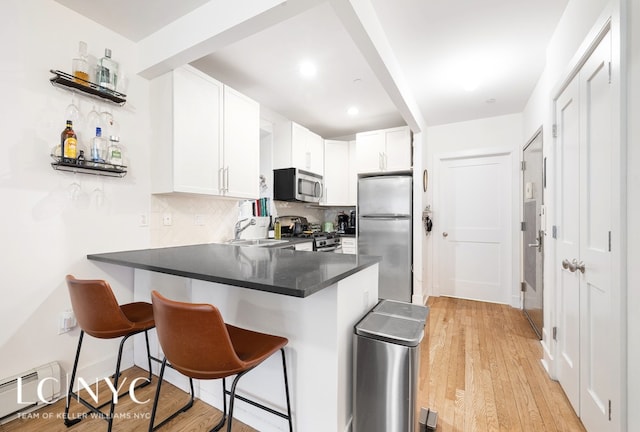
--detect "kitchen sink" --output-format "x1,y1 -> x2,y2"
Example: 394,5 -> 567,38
228,239 -> 290,247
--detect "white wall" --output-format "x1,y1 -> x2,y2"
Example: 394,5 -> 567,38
0,0 -> 151,382
424,113 -> 523,306
625,0 -> 639,429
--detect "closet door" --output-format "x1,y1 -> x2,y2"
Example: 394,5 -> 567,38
555,75 -> 581,414
578,30 -> 614,432
555,29 -> 616,432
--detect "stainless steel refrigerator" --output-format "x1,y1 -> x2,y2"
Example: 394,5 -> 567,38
358,174 -> 412,302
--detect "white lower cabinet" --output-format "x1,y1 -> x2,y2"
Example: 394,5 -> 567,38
341,237 -> 357,255
294,241 -> 314,252
151,65 -> 259,199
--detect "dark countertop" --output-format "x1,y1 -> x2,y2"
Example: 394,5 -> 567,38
87,243 -> 378,298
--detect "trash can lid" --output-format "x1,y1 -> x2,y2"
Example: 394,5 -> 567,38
355,312 -> 425,347
373,300 -> 429,323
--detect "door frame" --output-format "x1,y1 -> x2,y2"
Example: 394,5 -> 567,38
433,146 -> 519,306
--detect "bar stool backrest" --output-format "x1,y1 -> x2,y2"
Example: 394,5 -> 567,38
65,275 -> 136,339
151,290 -> 245,380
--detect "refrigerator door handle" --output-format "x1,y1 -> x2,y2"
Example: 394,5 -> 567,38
360,214 -> 411,219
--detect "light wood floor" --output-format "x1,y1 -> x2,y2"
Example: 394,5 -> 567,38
2,297 -> 584,432
421,296 -> 585,432
0,367 -> 255,432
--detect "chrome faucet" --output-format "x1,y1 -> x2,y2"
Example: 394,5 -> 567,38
234,218 -> 257,240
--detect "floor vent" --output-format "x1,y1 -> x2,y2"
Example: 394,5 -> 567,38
0,362 -> 62,423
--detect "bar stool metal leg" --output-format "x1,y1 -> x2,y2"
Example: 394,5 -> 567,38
148,358 -> 195,432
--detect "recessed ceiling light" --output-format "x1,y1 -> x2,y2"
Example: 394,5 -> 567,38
299,61 -> 317,79
347,106 -> 359,116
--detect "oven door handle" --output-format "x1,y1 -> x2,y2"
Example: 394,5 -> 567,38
317,245 -> 341,252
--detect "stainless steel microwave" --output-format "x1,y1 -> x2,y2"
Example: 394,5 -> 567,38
273,168 -> 323,203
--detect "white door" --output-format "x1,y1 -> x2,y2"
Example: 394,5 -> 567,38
555,30 -> 616,431
555,74 -> 581,413
437,153 -> 511,304
578,30 -> 614,432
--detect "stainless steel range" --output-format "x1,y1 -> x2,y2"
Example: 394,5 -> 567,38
275,215 -> 342,252
311,232 -> 342,252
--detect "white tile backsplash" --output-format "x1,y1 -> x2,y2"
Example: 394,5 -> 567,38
150,194 -> 356,247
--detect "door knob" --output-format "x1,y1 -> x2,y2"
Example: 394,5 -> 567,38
562,259 -> 577,272
574,259 -> 586,274
442,232 -> 448,237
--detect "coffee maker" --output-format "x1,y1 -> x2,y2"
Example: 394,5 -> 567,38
336,212 -> 349,234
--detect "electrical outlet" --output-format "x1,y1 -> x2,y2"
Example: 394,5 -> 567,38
163,213 -> 172,226
139,213 -> 149,227
58,311 -> 76,334
194,214 -> 205,226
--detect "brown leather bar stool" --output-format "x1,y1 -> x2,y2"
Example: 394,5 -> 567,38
148,290 -> 293,432
64,275 -> 159,431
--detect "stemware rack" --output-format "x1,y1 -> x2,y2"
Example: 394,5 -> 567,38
51,155 -> 127,178
49,69 -> 126,106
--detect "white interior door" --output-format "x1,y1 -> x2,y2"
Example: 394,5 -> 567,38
555,30 -> 616,431
437,153 -> 511,304
577,30 -> 613,432
555,75 -> 581,414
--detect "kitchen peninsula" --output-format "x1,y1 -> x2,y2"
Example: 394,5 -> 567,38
88,243 -> 379,432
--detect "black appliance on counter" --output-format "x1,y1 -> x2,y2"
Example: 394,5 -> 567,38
337,213 -> 349,234
346,210 -> 356,235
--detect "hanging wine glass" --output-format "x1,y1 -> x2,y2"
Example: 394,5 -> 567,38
64,94 -> 83,126
100,107 -> 114,136
92,177 -> 106,208
68,173 -> 81,201
85,104 -> 101,140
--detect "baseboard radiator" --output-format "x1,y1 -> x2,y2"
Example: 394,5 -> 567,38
0,362 -> 62,423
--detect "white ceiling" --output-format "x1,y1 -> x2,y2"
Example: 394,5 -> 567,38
55,0 -> 569,138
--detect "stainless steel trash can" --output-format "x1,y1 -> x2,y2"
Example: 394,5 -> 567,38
353,300 -> 429,432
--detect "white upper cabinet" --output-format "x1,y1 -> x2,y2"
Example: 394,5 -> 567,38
151,65 -> 259,199
322,139 -> 357,206
323,140 -> 350,206
356,126 -> 412,173
151,65 -> 223,195
273,121 -> 324,176
223,85 -> 260,199
348,140 -> 357,204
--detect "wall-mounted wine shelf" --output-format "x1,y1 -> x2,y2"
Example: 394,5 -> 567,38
51,157 -> 127,178
49,69 -> 126,106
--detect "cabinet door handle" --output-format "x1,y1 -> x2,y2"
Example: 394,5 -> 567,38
225,166 -> 230,192
218,167 -> 224,192
383,152 -> 388,170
